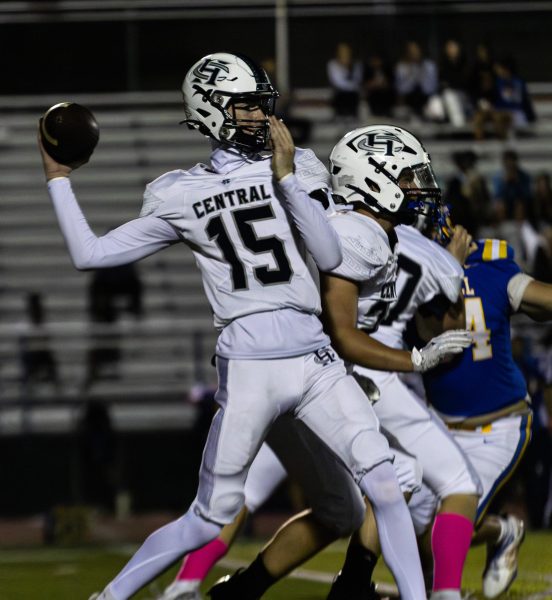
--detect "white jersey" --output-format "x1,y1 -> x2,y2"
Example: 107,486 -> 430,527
47,145 -> 337,361
329,210 -> 398,333
371,225 -> 463,349
141,148 -> 329,331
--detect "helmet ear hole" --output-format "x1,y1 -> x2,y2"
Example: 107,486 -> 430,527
365,177 -> 380,193
331,166 -> 341,175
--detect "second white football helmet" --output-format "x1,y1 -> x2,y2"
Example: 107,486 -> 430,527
329,125 -> 441,223
181,52 -> 278,152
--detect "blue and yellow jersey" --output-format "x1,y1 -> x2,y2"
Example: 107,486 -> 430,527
423,239 -> 528,418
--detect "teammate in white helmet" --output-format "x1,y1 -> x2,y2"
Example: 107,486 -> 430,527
39,53 -> 437,600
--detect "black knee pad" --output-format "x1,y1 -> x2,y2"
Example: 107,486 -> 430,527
310,479 -> 365,537
267,415 -> 365,538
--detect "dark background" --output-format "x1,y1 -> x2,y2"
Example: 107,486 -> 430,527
1,9 -> 549,95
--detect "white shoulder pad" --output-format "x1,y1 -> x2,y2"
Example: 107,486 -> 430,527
329,213 -> 390,282
507,272 -> 534,311
140,187 -> 163,217
139,170 -> 184,218
294,147 -> 330,193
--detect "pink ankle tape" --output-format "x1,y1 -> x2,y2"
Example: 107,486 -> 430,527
432,512 -> 474,591
176,538 -> 229,582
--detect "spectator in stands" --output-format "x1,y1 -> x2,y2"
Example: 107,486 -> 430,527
18,292 -> 60,397
492,149 -> 533,220
363,53 -> 395,117
439,39 -> 469,126
533,173 -> 552,227
473,55 -> 536,140
327,42 -> 363,119
84,262 -> 143,390
468,43 -> 495,109
493,57 -> 536,129
444,150 -> 491,235
394,40 -> 438,119
480,151 -> 550,275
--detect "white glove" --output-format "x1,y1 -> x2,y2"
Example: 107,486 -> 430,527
411,329 -> 473,373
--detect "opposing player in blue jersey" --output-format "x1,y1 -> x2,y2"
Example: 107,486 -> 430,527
409,224 -> 552,598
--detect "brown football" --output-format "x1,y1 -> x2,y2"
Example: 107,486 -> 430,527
40,102 -> 99,167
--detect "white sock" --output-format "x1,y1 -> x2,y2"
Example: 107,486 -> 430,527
166,579 -> 201,592
429,590 -> 462,600
107,510 -> 221,599
360,461 -> 426,600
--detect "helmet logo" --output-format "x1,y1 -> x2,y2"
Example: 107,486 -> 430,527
352,131 -> 404,157
192,59 -> 237,85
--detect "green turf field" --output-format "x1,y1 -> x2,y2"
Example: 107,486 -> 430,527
0,531 -> 551,599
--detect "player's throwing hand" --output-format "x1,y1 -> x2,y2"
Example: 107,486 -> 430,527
269,115 -> 295,182
37,125 -> 73,182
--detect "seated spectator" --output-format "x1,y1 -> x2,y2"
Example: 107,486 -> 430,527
468,43 -> 495,108
439,39 -> 469,126
494,57 -> 536,128
492,149 -> 533,220
444,150 -> 491,235
533,173 -> 552,227
473,55 -> 536,140
18,292 -> 60,397
394,41 -> 438,119
363,53 -> 395,117
327,42 -> 363,120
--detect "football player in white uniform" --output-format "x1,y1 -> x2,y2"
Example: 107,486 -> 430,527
39,53 -> 433,600
323,215 -> 482,600
204,127 -> 473,600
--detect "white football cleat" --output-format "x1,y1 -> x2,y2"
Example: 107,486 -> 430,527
482,515 -> 525,598
160,579 -> 203,600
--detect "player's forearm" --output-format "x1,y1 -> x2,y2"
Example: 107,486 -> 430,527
331,327 -> 414,372
520,280 -> 552,321
48,177 -> 105,269
277,174 -> 342,271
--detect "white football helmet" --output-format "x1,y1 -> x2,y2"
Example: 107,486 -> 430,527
181,52 -> 278,152
329,125 -> 441,224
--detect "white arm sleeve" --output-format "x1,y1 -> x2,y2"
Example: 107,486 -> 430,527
277,173 -> 342,271
507,272 -> 534,311
47,177 -> 180,270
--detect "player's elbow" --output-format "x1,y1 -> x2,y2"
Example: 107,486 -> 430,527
71,255 -> 96,271
328,327 -> 355,361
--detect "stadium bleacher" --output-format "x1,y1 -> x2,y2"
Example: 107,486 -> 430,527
1,88 -> 550,432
